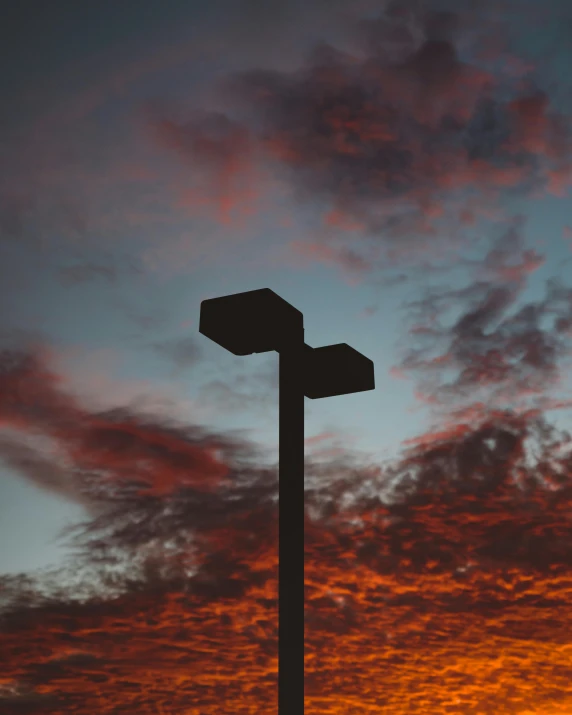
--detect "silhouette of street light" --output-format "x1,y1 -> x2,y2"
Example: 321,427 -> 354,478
199,288 -> 375,714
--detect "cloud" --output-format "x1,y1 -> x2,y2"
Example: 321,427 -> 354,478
1,396 -> 572,711
2,224 -> 572,710
395,216 -> 572,416
2,3 -> 572,712
0,290 -> 571,713
0,432 -> 85,506
149,2 -> 572,272
151,110 -> 260,226
0,347 -> 262,499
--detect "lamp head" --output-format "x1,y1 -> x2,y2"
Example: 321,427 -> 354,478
303,343 -> 375,399
199,288 -> 304,355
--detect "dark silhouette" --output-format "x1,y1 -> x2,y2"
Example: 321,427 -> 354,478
199,288 -> 375,714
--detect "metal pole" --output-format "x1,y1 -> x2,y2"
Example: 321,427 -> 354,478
278,327 -> 305,714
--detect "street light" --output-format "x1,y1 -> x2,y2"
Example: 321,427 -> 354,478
199,288 -> 375,714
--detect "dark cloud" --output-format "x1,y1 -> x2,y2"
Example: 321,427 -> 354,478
1,345 -> 572,714
396,217 -> 572,414
150,1 -> 572,262
0,347 -> 264,500
2,396 -> 572,711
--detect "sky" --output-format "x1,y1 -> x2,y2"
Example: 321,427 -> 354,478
2,0 -> 572,711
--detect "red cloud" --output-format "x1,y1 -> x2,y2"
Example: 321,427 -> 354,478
397,218 -> 572,416
152,112 -> 260,226
148,5 -> 572,275
2,406 -> 572,712
0,348 -> 254,499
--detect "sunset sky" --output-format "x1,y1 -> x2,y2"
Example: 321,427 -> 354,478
2,0 -> 572,712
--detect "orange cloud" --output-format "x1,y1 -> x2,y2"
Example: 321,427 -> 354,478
1,405 -> 572,712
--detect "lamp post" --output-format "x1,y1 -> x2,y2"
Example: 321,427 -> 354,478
199,288 -> 375,714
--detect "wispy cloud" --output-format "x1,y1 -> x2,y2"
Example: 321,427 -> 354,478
396,216 -> 572,418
